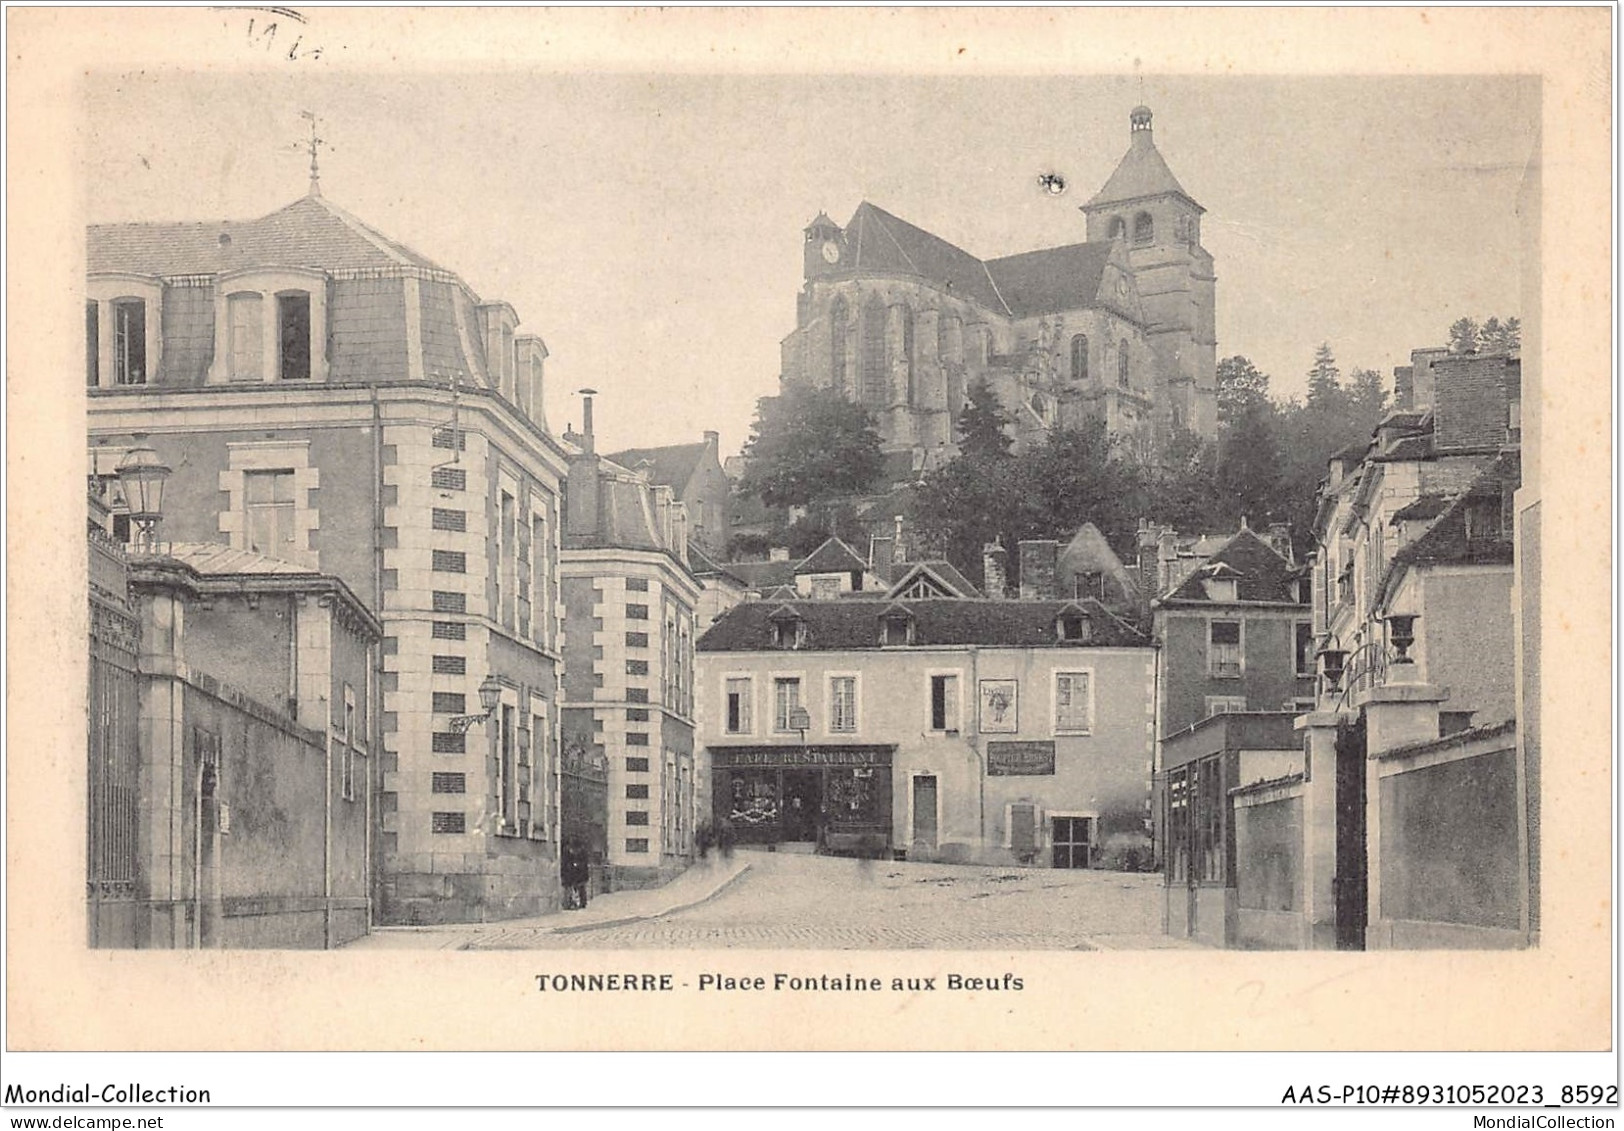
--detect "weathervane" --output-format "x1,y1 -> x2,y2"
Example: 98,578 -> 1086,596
296,110 -> 330,197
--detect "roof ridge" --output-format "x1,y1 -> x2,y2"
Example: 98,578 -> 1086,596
275,195 -> 438,273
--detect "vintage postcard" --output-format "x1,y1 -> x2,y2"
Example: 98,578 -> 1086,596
3,5 -> 1613,1105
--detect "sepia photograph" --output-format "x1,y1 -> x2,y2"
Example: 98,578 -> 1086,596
4,3 -> 1614,1112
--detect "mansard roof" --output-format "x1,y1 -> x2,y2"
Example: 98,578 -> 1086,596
88,193 -> 452,278
603,441 -> 711,494
697,597 -> 1149,652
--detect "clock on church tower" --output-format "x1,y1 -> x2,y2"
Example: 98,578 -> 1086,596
803,212 -> 845,279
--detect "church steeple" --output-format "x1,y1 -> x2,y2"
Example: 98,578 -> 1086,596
1083,104 -> 1201,216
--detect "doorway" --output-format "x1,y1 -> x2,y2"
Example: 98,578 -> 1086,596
911,775 -> 938,851
781,769 -> 821,843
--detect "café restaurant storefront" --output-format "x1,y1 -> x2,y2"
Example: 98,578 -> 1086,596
708,745 -> 894,855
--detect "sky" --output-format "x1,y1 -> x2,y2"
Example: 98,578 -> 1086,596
83,71 -> 1540,458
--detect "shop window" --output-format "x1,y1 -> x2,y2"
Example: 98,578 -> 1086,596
278,293 -> 312,379
244,469 -> 296,556
929,674 -> 959,732
1165,766 -> 1191,883
773,677 -> 803,732
1054,671 -> 1092,734
829,675 -> 857,733
113,299 -> 147,385
1195,755 -> 1226,883
1208,620 -> 1243,677
725,676 -> 753,734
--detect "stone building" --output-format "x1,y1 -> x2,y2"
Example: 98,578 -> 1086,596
779,106 -> 1216,464
86,182 -> 569,925
560,398 -> 702,889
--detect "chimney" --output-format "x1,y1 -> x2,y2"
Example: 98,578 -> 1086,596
1266,522 -> 1294,565
703,430 -> 720,451
892,514 -> 906,563
1018,539 -> 1059,600
982,541 -> 1009,600
769,546 -> 791,563
578,387 -> 598,453
565,451 -> 600,538
1157,529 -> 1178,594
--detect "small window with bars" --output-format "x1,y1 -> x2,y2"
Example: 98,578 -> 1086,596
626,603 -> 650,620
432,550 -> 467,573
626,659 -> 649,676
626,810 -> 650,825
432,732 -> 466,754
626,632 -> 649,648
432,812 -> 466,834
431,772 -> 466,794
432,655 -> 467,675
626,708 -> 649,722
626,838 -> 649,853
431,509 -> 467,532
626,784 -> 650,800
626,577 -> 649,592
626,757 -> 650,773
432,621 -> 466,640
431,467 -> 466,491
432,692 -> 466,715
625,732 -> 650,746
431,428 -> 467,450
432,591 -> 466,614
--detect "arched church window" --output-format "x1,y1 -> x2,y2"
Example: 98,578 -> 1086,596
1133,213 -> 1154,245
829,296 -> 848,393
859,297 -> 888,407
1107,217 -> 1126,241
900,307 -> 915,405
1069,334 -> 1089,382
1118,339 -> 1131,388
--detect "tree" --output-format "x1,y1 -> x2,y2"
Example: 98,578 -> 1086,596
1305,343 -> 1344,409
956,377 -> 1013,461
1347,367 -> 1388,431
737,384 -> 884,509
1216,355 -> 1270,426
1448,317 -> 1481,354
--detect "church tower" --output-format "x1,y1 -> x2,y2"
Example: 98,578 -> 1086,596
1082,106 -> 1217,442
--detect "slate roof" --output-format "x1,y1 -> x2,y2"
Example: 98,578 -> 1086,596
726,560 -> 797,591
1390,495 -> 1453,523
687,542 -> 744,585
984,242 -> 1115,318
562,471 -> 664,554
884,560 -> 984,600
697,597 -> 1149,652
1389,451 -> 1520,571
603,441 -> 710,494
164,542 -> 318,576
1085,125 -> 1202,211
1160,527 -> 1305,606
88,194 -> 450,277
794,537 -> 869,576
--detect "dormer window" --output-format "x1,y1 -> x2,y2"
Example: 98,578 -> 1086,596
1057,611 -> 1092,643
210,268 -> 328,384
1204,577 -> 1237,602
879,606 -> 916,647
278,293 -> 312,380
112,299 -> 146,385
768,608 -> 808,650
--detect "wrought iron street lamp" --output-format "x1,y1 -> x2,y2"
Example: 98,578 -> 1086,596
115,444 -> 171,550
449,674 -> 504,733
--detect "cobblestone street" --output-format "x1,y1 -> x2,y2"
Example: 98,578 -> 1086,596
455,849 -> 1192,950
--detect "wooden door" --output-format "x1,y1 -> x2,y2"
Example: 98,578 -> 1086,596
912,775 -> 938,850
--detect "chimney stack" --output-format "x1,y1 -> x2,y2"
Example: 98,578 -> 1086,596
703,430 -> 720,451
578,387 -> 598,453
1018,539 -> 1059,600
1266,522 -> 1294,565
1157,529 -> 1178,594
982,541 -> 1008,600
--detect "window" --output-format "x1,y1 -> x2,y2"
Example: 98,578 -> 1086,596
1069,333 -> 1089,382
244,470 -> 296,556
829,675 -> 857,733
771,617 -> 806,649
725,677 -> 753,734
829,296 -> 849,392
1054,671 -> 1092,734
626,603 -> 649,620
432,732 -> 466,754
1058,613 -> 1091,642
626,838 -> 650,854
432,550 -> 467,573
432,772 -> 466,793
498,490 -> 516,628
773,677 -> 803,732
626,632 -> 649,648
1295,621 -> 1316,678
625,732 -> 650,746
432,692 -> 466,715
431,427 -> 467,450
930,674 -> 959,732
1133,212 -> 1154,245
113,299 -> 147,384
626,757 -> 650,773
1107,216 -> 1126,240
859,297 -> 887,406
227,293 -> 262,380
626,810 -> 650,826
626,708 -> 649,722
1195,755 -> 1225,883
433,655 -> 467,675
86,302 -> 99,387
1205,696 -> 1248,716
626,577 -> 649,592
432,621 -> 465,641
1208,620 -> 1242,677
900,306 -> 916,405
626,784 -> 650,800
497,705 -> 516,832
278,294 -> 311,379
431,467 -> 466,491
432,508 -> 467,532
432,812 -> 466,834
626,688 -> 649,704
881,612 -> 914,647
1118,338 -> 1130,388
626,659 -> 649,676
340,690 -> 357,802
432,591 -> 466,614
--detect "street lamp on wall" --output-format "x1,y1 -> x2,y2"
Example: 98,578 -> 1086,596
115,444 -> 171,551
449,674 -> 504,733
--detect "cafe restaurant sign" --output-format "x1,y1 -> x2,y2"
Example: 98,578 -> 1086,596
709,745 -> 893,769
986,741 -> 1055,776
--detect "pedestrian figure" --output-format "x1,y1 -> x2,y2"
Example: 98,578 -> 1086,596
718,816 -> 736,860
561,838 -> 590,910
